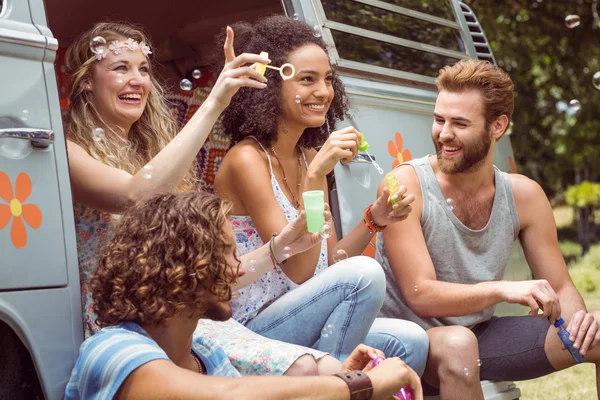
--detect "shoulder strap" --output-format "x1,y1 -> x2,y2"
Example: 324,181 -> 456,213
248,136 -> 274,175
299,147 -> 309,169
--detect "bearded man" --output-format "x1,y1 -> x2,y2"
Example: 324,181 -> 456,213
375,59 -> 600,399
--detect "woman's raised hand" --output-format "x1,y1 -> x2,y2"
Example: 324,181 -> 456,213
208,27 -> 270,109
308,126 -> 361,179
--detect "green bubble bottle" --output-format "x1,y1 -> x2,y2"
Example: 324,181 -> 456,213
385,172 -> 400,205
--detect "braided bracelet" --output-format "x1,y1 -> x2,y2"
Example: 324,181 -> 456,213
269,232 -> 287,267
363,204 -> 386,234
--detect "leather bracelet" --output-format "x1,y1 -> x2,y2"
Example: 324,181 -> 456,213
334,371 -> 373,400
363,204 -> 386,233
269,232 -> 287,268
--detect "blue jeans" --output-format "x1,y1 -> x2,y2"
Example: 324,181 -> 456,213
244,256 -> 429,376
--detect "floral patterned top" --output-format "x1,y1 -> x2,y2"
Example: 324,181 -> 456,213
74,202 -> 120,338
230,137 -> 329,325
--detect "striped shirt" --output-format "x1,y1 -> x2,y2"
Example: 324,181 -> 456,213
64,322 -> 240,400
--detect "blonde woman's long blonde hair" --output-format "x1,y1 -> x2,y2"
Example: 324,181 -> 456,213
64,21 -> 196,191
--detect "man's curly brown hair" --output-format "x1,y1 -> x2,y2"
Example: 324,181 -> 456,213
215,15 -> 352,148
91,192 -> 236,328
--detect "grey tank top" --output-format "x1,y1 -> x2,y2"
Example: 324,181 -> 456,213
376,156 -> 520,329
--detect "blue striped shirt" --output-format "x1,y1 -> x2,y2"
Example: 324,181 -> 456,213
64,322 -> 240,400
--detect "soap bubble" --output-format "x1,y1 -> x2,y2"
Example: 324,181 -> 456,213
464,367 -> 470,376
477,359 -> 483,367
282,246 -> 292,260
567,99 -> 581,115
413,285 -> 419,292
446,198 -> 456,211
248,259 -> 257,273
192,69 -> 202,80
180,79 -> 193,91
333,249 -> 349,263
293,13 -> 300,20
89,36 -> 107,55
175,137 -> 183,147
143,164 -> 154,179
116,73 -> 124,84
593,71 -> 600,90
20,109 -> 29,122
321,324 -> 334,338
320,223 -> 332,239
92,127 -> 105,142
555,101 -> 568,113
312,25 -> 322,38
295,94 -> 301,104
565,14 -> 581,28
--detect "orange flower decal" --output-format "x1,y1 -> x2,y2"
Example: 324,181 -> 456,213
388,132 -> 412,170
0,172 -> 42,249
508,157 -> 518,174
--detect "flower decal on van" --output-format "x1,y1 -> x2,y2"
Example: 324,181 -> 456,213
0,172 -> 42,249
388,132 -> 412,169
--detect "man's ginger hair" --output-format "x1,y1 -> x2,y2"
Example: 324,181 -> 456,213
437,59 -> 514,133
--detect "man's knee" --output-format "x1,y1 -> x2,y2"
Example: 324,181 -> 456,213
438,326 -> 478,354
429,326 -> 479,379
284,354 -> 319,376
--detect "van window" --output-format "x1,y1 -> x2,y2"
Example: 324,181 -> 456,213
331,31 -> 462,77
375,0 -> 456,20
317,0 -> 467,83
0,0 -> 3,16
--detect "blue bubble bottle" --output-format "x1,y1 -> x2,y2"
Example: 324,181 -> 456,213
554,318 -> 586,363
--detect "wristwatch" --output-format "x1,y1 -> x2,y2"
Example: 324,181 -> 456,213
334,370 -> 373,400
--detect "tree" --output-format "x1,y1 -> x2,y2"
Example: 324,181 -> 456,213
464,0 -> 600,198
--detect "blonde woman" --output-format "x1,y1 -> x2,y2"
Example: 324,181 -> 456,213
65,22 -> 340,377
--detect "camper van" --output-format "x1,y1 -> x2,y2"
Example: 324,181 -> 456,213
0,0 -> 526,399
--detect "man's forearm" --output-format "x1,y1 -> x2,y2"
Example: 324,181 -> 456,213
210,375 -> 350,400
408,280 -> 504,318
557,283 -> 588,319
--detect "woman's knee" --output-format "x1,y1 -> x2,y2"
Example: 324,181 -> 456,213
284,354 -> 319,376
367,318 -> 429,376
315,355 -> 343,375
341,256 -> 386,293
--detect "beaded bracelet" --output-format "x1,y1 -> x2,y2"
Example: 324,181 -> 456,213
363,204 -> 386,233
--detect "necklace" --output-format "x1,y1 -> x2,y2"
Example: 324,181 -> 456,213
270,146 -> 303,209
191,350 -> 204,374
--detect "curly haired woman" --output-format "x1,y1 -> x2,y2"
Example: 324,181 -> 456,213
212,15 -> 429,375
65,21 -> 345,376
64,191 -> 423,400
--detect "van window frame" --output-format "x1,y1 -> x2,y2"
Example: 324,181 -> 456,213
309,0 -> 470,85
0,0 -> 5,18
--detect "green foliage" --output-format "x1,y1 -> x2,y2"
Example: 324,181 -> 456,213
464,0 -> 600,197
559,240 -> 582,263
565,181 -> 600,208
567,244 -> 600,293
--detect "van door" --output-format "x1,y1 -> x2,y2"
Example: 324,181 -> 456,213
0,0 -> 71,290
0,1 -> 82,399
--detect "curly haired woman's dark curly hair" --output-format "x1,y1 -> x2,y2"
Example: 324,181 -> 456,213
91,192 -> 236,328
215,15 -> 352,148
